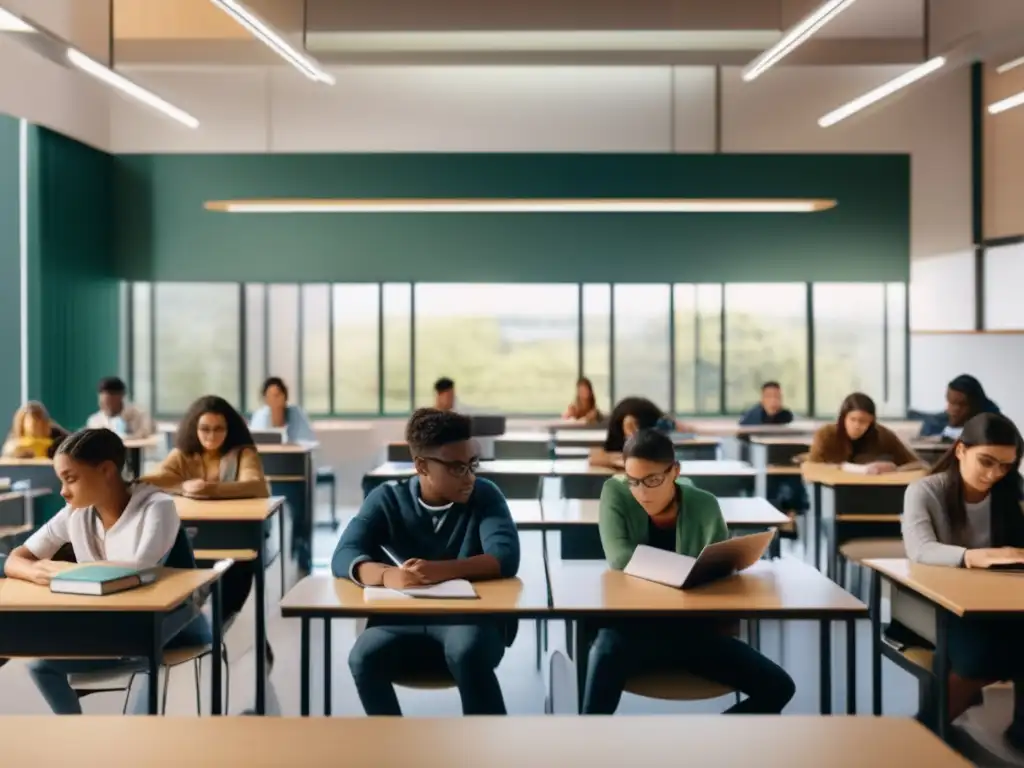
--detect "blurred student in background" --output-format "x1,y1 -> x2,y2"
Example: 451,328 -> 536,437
920,375 -> 1000,441
86,376 -> 153,438
739,381 -> 794,426
434,377 -> 456,412
590,397 -> 694,469
250,377 -> 316,443
808,392 -> 922,473
2,402 -> 68,459
562,377 -> 603,424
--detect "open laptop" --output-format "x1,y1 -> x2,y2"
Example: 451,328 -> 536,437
250,428 -> 287,445
624,530 -> 775,590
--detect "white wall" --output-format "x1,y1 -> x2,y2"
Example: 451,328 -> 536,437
984,243 -> 1024,330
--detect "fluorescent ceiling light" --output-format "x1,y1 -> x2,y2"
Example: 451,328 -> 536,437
0,7 -> 33,33
205,198 -> 837,214
988,89 -> 1024,115
818,56 -> 946,127
306,30 -> 782,54
66,48 -> 199,129
743,0 -> 857,82
210,0 -> 334,84
997,55 -> 1024,75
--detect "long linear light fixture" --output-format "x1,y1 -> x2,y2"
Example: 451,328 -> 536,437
205,198 -> 838,214
0,7 -> 32,32
210,0 -> 334,84
818,56 -> 946,127
66,49 -> 199,129
988,89 -> 1024,115
743,0 -> 858,82
997,54 -> 1024,75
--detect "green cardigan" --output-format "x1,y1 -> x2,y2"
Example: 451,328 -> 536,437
598,476 -> 729,570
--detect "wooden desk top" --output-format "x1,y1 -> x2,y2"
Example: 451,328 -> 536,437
0,566 -> 219,613
549,557 -> 866,619
0,488 -> 52,503
173,495 -> 285,522
749,435 -> 814,446
553,429 -> 719,446
0,457 -> 53,467
123,435 -> 161,449
801,464 -> 926,486
281,568 -> 549,618
767,466 -> 804,475
541,497 -> 789,528
0,716 -> 969,767
864,558 -> 1024,616
550,459 -> 755,477
256,443 -> 317,454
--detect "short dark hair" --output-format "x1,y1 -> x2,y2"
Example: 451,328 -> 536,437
176,395 -> 256,456
262,376 -> 289,399
762,381 -> 781,391
97,377 -> 127,395
56,428 -> 126,473
623,428 -> 676,464
604,396 -> 665,452
406,408 -> 471,456
434,377 -> 455,394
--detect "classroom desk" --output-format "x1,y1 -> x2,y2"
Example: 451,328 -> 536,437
864,558 -> 1024,742
553,458 -> 756,499
0,487 -> 51,533
123,435 -> 161,479
364,460 -> 554,499
0,715 -> 971,767
802,465 -> 925,578
0,458 -> 59,520
257,443 -> 316,574
174,495 -> 285,716
386,441 -> 412,462
495,431 -> 720,461
539,497 -> 788,560
748,435 -> 811,499
0,566 -> 225,715
280,565 -> 550,716
549,557 -> 867,714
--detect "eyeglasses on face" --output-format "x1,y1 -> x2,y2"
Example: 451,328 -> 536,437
423,456 -> 481,478
624,464 -> 676,489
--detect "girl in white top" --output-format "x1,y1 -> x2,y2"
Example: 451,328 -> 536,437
2,428 -> 209,715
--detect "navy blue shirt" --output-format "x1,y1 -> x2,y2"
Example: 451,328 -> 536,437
739,405 -> 794,426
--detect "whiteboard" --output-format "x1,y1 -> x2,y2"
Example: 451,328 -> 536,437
910,333 -> 1024,429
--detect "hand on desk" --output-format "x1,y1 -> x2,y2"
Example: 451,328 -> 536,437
865,461 -> 898,475
401,558 -> 451,585
181,479 -> 210,497
382,566 -> 430,590
27,559 -> 67,586
964,547 -> 1024,569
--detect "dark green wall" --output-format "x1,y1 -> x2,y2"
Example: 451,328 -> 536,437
0,116 -> 20,421
26,126 -> 119,428
114,153 -> 911,283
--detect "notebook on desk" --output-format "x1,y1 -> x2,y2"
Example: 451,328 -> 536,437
50,564 -> 159,596
624,531 -> 775,590
363,580 -> 479,601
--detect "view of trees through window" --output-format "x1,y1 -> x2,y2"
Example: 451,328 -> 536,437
130,281 -> 906,417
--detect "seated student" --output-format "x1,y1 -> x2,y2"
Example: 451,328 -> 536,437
583,429 -> 795,715
333,408 -> 520,716
562,377 -> 603,424
86,376 -> 154,438
433,377 -> 456,412
808,392 -> 923,473
140,395 -> 271,660
739,381 -> 794,426
249,376 -> 317,444
590,396 -> 686,469
2,428 -> 209,715
901,412 -> 1024,749
2,401 -> 68,458
919,374 -> 1001,440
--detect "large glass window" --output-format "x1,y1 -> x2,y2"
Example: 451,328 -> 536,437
302,284 -> 331,413
724,284 -> 807,413
333,284 -> 380,413
154,283 -> 240,413
267,284 -> 299,400
414,284 -> 578,412
613,284 -> 670,409
883,283 -> 907,417
244,284 -> 266,413
582,284 -> 611,414
382,283 -> 411,414
674,284 -> 723,414
130,282 -> 152,414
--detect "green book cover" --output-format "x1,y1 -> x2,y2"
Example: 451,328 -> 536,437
53,565 -> 144,583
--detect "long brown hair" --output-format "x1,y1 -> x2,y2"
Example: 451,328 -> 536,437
573,377 -> 599,417
930,412 -> 1024,542
835,392 -> 876,461
176,395 -> 256,456
8,401 -> 55,440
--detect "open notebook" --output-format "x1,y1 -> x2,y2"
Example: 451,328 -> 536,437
363,579 -> 479,601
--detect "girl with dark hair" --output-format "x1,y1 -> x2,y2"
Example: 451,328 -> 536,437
3,428 -> 208,714
590,396 -> 691,469
902,412 -> 1024,748
808,392 -> 922,473
562,377 -> 603,424
920,374 -> 1001,440
141,395 -> 272,662
250,376 -> 317,443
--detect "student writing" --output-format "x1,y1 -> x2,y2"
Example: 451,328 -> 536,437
2,401 -> 68,459
919,374 -> 1000,441
332,408 -> 521,716
249,376 -> 317,444
901,412 -> 1024,750
562,377 -> 603,424
808,392 -> 922,472
86,376 -> 154,438
2,428 -> 209,715
583,428 -> 795,714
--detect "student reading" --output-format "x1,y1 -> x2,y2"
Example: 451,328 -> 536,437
590,396 -> 691,469
2,428 -> 209,715
738,381 -> 794,426
583,428 -> 795,714
86,376 -> 154,438
901,412 -> 1024,750
332,408 -> 521,716
562,377 -> 603,424
808,392 -> 923,472
140,395 -> 271,659
2,401 -> 68,458
919,374 -> 1000,440
249,376 -> 317,443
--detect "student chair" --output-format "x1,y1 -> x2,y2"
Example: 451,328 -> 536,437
315,466 -> 339,530
623,671 -> 740,705
836,537 -> 906,597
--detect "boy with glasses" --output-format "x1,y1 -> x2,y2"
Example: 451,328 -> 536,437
333,408 -> 520,716
583,428 -> 795,715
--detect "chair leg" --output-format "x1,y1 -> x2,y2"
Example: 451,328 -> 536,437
535,621 -> 542,671
122,674 -> 136,715
852,563 -> 864,600
329,479 -> 338,528
223,645 -> 231,715
161,665 -> 172,715
194,659 -> 203,715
